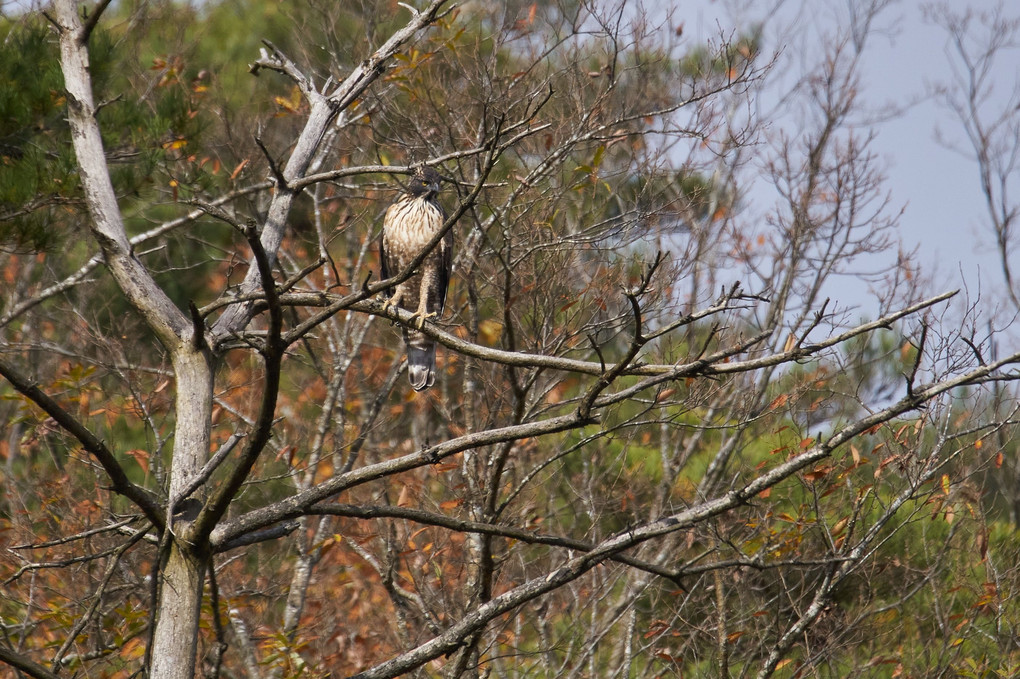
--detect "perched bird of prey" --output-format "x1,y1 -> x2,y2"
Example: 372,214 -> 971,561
380,165 -> 452,391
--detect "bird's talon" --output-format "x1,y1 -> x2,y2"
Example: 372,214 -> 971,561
415,311 -> 437,329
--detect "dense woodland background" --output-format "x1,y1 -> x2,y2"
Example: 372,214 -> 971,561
2,0 -> 1020,677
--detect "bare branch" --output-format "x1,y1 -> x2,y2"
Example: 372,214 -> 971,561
78,0 -> 114,45
346,351 -> 1020,679
10,517 -> 140,550
210,412 -> 591,549
309,503 -> 683,585
0,646 -> 61,679
0,357 -> 164,529
54,0 -> 191,349
193,221 -> 286,541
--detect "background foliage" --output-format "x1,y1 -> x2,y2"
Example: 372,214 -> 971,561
2,1 -> 1019,678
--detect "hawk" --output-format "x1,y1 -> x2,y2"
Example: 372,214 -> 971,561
380,165 -> 452,391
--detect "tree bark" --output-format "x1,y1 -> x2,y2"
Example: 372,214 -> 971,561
148,349 -> 214,679
149,543 -> 208,679
53,3 -> 214,677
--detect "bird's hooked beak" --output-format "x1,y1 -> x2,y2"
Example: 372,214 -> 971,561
410,166 -> 442,197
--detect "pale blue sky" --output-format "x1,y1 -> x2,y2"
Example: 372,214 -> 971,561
677,0 -> 1020,319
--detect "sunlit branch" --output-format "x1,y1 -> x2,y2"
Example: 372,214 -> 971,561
249,40 -> 315,99
290,119 -> 548,192
210,412 -> 592,549
257,290 -> 958,385
55,0 -> 196,349
10,517 -> 140,551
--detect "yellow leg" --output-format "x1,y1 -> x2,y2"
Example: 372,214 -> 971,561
382,287 -> 403,315
413,310 -> 437,330
412,288 -> 437,329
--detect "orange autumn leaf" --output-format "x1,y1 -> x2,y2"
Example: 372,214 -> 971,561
803,465 -> 831,482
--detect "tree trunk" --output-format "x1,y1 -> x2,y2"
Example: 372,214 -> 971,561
149,348 -> 214,679
149,544 -> 208,679
53,2 -> 215,675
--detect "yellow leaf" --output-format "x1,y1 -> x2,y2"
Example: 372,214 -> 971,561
397,484 -> 413,507
121,636 -> 146,660
479,319 -> 503,344
273,85 -> 303,115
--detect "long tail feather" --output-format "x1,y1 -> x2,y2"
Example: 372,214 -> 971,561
404,329 -> 436,392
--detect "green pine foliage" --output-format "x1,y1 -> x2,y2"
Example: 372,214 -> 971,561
0,20 -> 77,250
0,14 -> 209,252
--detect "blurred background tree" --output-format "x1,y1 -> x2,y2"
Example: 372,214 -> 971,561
1,1 -> 1018,678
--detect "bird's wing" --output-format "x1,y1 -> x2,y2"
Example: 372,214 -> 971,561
435,203 -> 451,314
379,231 -> 390,281
380,202 -> 402,282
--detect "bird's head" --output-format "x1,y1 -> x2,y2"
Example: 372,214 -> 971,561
407,165 -> 442,197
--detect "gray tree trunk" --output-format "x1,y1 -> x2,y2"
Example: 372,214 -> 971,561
54,3 -> 214,677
